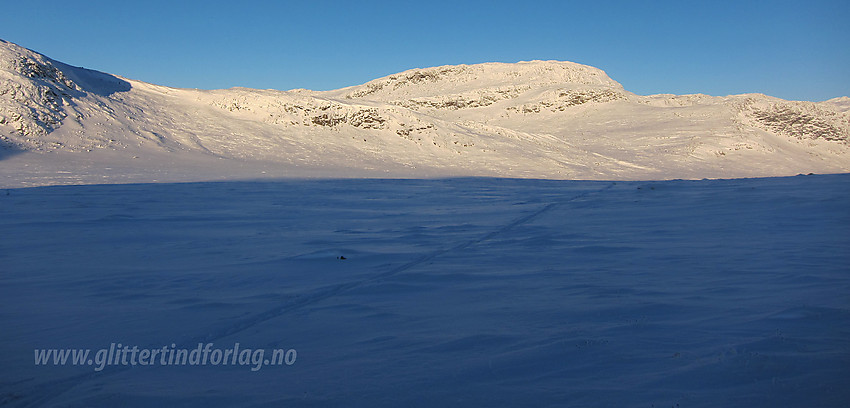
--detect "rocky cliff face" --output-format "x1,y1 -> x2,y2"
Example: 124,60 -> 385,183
0,40 -> 80,144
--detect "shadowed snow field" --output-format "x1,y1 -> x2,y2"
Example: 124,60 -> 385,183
1,175 -> 849,407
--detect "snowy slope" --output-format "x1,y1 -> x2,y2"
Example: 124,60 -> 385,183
1,38 -> 849,186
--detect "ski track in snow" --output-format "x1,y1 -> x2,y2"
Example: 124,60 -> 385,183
2,176 -> 849,407
11,182 -> 616,407
198,182 -> 616,340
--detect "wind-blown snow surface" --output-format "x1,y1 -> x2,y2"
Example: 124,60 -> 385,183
1,38 -> 849,184
2,175 -> 849,407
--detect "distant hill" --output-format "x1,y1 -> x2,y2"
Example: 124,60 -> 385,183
2,39 -> 848,182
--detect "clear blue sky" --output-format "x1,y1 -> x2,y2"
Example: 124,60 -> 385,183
1,0 -> 848,101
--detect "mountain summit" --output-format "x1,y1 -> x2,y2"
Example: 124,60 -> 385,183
331,60 -> 623,100
1,39 -> 848,185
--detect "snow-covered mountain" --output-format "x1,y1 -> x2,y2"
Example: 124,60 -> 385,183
3,38 -> 849,407
1,39 -> 848,184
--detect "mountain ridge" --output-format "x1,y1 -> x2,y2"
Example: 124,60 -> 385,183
1,39 -> 848,185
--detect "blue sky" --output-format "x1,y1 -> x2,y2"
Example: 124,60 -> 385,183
1,0 -> 847,101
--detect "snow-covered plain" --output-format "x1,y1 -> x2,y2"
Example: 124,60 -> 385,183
2,175 -> 849,407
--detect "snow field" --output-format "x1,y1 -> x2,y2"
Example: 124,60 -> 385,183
1,175 -> 848,407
